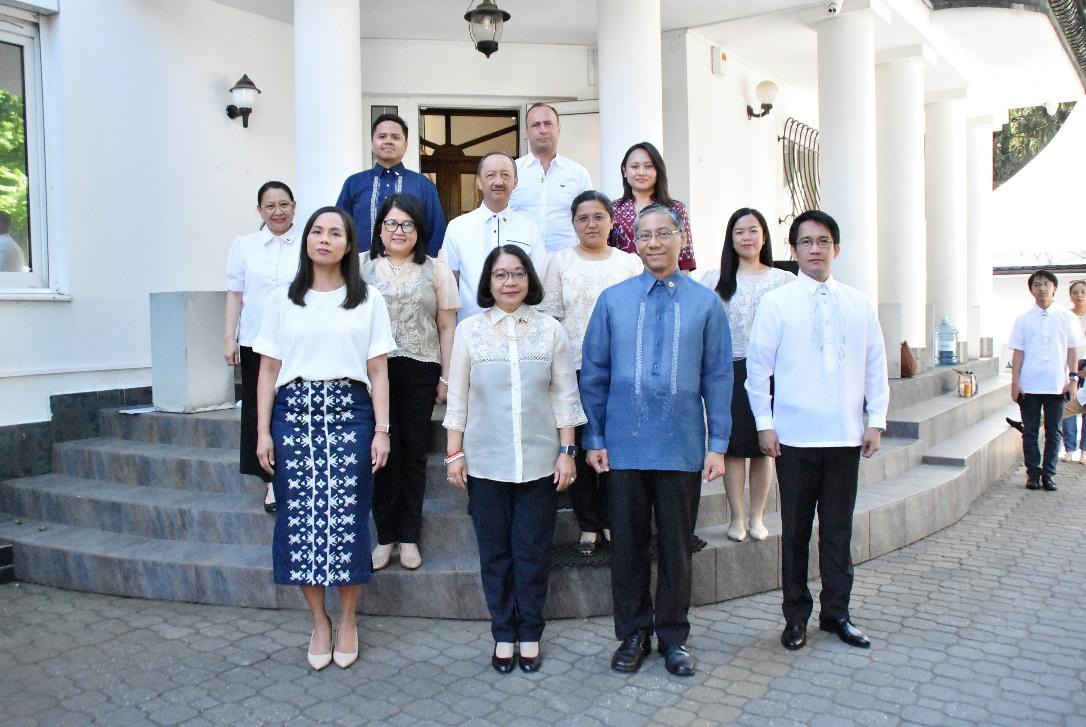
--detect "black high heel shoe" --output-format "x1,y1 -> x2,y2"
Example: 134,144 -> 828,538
491,644 -> 516,674
264,483 -> 276,514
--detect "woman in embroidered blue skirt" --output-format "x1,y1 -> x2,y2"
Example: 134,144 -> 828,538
253,206 -> 396,671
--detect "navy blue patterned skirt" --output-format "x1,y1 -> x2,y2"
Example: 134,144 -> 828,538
271,379 -> 374,586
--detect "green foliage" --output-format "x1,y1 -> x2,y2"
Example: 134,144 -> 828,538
994,102 -> 1077,189
0,89 -> 27,243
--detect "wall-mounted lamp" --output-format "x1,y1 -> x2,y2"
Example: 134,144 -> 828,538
465,0 -> 510,58
226,74 -> 261,128
746,80 -> 779,119
1044,101 -> 1060,116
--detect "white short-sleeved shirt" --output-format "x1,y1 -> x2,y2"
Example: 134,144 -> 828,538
509,153 -> 592,253
440,203 -> 548,321
1008,304 -> 1084,394
225,227 -> 300,346
252,286 -> 397,391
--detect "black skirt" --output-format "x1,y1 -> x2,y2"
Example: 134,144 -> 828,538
727,358 -> 768,459
239,345 -> 271,482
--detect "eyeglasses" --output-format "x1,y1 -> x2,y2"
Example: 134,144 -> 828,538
574,213 -> 610,226
382,219 -> 417,234
795,239 -> 835,250
491,269 -> 528,283
634,229 -> 682,243
261,202 -> 293,213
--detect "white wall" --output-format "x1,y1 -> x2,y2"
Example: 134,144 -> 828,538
0,0 -> 296,425
662,30 -> 817,273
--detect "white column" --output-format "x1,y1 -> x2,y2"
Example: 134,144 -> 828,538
966,116 -> 995,357
876,50 -> 929,369
597,0 -> 663,200
816,11 -> 879,300
293,0 -> 364,217
925,94 -> 968,351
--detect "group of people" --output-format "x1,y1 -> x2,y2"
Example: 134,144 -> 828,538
222,104 -> 891,676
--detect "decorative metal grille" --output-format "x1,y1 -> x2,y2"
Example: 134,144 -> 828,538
778,117 -> 821,225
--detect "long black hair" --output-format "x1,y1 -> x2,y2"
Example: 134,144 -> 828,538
715,208 -> 773,302
369,193 -> 429,263
618,141 -> 672,206
287,206 -> 367,309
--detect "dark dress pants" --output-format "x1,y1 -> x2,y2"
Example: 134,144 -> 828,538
776,445 -> 860,625
239,346 -> 271,483
373,357 -> 441,545
568,423 -> 608,533
1019,393 -> 1065,478
608,469 -> 701,646
467,475 -> 557,643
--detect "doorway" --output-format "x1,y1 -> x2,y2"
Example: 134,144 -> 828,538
419,108 -> 519,222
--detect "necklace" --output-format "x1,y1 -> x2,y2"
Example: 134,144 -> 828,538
493,310 -> 533,341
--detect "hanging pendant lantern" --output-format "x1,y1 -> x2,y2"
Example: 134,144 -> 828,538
465,0 -> 510,58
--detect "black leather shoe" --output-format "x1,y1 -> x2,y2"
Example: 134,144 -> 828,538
1026,474 -> 1041,490
518,652 -> 541,673
1042,477 -> 1057,492
819,617 -> 871,648
491,646 -> 516,674
576,539 -> 598,556
1006,417 -> 1024,434
658,643 -> 695,676
264,501 -> 277,514
780,622 -> 807,650
610,630 -> 651,673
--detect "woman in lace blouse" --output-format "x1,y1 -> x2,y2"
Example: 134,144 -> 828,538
363,194 -> 460,572
700,208 -> 794,542
444,244 -> 586,674
540,190 -> 642,556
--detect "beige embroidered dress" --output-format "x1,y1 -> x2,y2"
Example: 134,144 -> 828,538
361,255 -> 460,362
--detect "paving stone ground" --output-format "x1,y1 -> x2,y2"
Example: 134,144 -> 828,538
1,461 -> 1085,726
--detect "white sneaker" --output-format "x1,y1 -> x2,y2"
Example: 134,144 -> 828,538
371,543 -> 393,571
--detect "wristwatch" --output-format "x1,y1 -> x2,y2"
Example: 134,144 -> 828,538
1071,373 -> 1080,382
558,445 -> 577,457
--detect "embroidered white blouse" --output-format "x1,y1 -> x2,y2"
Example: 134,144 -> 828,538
538,246 -> 644,369
443,305 -> 587,483
361,255 -> 460,364
699,266 -> 796,359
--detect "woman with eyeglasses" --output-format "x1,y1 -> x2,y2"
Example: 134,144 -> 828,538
700,208 -> 795,542
609,141 -> 697,272
362,193 -> 460,572
539,190 -> 642,556
253,206 -> 395,670
1061,279 -> 1086,463
444,244 -> 586,674
224,181 -> 299,515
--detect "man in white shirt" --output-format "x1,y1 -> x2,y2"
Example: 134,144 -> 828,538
508,103 -> 592,254
441,151 -> 547,319
1008,269 -> 1081,492
746,209 -> 889,653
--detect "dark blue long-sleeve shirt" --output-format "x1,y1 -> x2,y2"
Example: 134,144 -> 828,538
335,162 -> 447,256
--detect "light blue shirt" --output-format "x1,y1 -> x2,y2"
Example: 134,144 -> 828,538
580,270 -> 733,472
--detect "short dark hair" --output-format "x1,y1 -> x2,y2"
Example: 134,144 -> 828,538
716,208 -> 773,302
288,206 -> 368,309
476,244 -> 544,309
370,193 -> 429,264
257,180 -> 294,206
1028,269 -> 1059,289
476,151 -> 518,179
371,113 -> 408,139
570,190 -> 615,222
788,209 -> 840,247
1069,279 -> 1086,295
527,102 -> 560,123
619,141 -> 672,206
635,202 -> 683,233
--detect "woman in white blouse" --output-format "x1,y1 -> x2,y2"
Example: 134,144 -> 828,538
701,208 -> 795,542
539,190 -> 642,556
443,245 -> 586,674
363,194 -> 460,572
253,206 -> 396,671
223,181 -> 298,514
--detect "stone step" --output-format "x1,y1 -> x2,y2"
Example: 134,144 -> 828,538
886,374 -> 1010,444
886,357 -> 1000,414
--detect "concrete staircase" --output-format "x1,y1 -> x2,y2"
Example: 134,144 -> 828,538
0,359 -> 1020,617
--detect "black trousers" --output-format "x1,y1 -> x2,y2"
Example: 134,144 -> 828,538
468,475 -> 557,642
776,445 -> 860,624
239,346 -> 271,482
372,357 -> 440,544
608,469 -> 701,646
568,423 -> 608,532
1019,393 -> 1064,479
